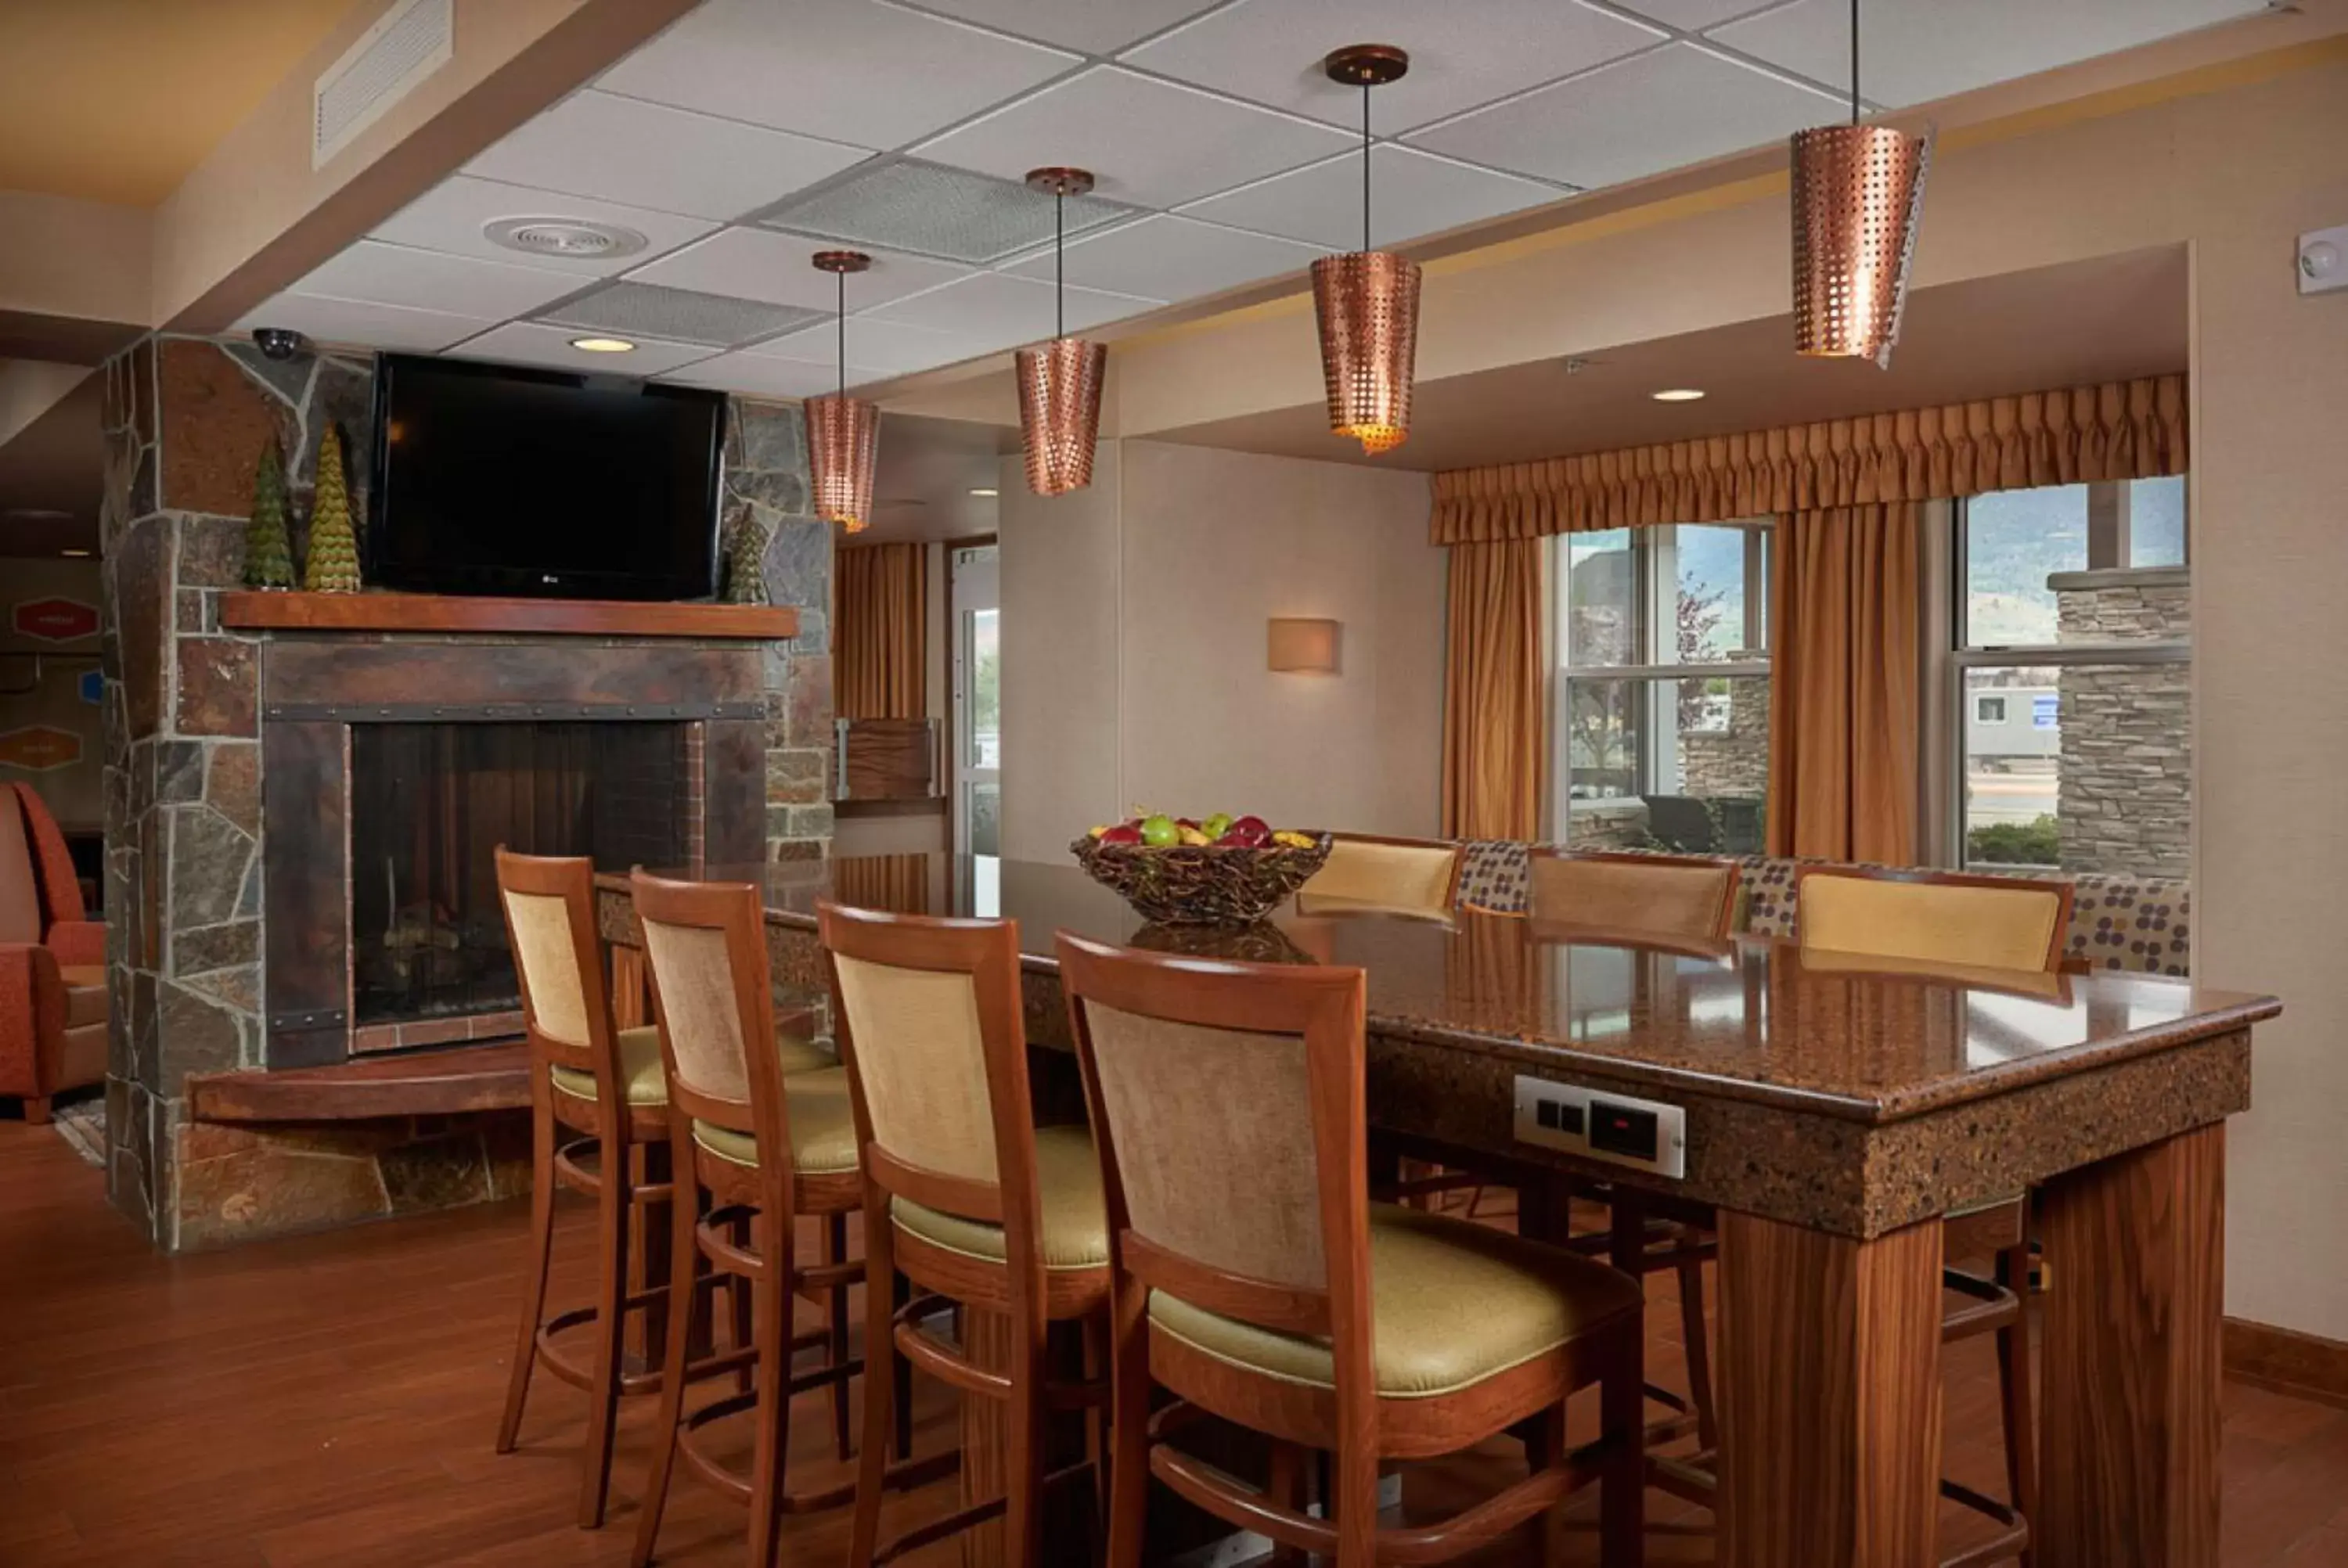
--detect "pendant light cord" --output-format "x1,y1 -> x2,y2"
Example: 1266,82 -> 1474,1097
835,268 -> 845,399
1361,81 -> 1372,254
1849,0 -> 1861,124
1055,188 -> 1065,341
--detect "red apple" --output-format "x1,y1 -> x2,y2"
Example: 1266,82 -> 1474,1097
1217,822 -> 1270,848
1226,815 -> 1269,839
1097,823 -> 1143,845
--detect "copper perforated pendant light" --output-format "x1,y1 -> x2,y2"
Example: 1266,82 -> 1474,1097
1790,0 -> 1929,365
805,250 -> 878,532
1015,167 -> 1107,496
1313,45 -> 1421,456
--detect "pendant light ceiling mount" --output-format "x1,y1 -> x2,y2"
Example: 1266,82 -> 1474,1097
1312,43 -> 1421,458
806,250 -> 878,534
1015,164 -> 1107,498
1789,0 -> 1928,366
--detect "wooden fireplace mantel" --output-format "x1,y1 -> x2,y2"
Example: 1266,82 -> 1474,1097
218,591 -> 798,640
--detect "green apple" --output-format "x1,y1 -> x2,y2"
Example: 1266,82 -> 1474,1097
1202,812 -> 1233,840
1140,814 -> 1179,847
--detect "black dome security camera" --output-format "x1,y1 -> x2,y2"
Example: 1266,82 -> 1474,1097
251,328 -> 306,361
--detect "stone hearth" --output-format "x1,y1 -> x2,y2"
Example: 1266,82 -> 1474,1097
96,334 -> 834,1250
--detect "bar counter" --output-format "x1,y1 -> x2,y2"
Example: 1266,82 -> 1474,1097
595,854 -> 2278,1568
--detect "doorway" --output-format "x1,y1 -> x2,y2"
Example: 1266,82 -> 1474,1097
949,543 -> 999,864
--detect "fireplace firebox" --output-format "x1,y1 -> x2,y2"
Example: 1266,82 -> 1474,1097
348,721 -> 690,1029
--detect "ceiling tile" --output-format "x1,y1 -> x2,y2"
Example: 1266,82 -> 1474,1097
759,158 -> 1133,264
371,176 -> 718,274
625,228 -> 971,311
1609,0 -> 1792,31
448,322 -> 718,376
910,0 -> 1224,54
290,240 -> 582,318
747,315 -> 992,375
535,282 -> 829,349
232,293 -> 495,354
1709,0 -> 2271,109
661,353 -> 890,399
1178,146 -> 1561,250
1122,0 -> 1664,132
463,90 -> 873,221
863,270 -> 1161,350
597,0 -> 1079,149
1410,43 -> 1842,189
1001,214 -> 1327,300
909,65 -> 1354,210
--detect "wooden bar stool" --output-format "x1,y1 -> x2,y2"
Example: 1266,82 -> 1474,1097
1057,931 -> 1649,1568
626,870 -> 871,1568
492,847 -> 686,1530
819,901 -> 1114,1568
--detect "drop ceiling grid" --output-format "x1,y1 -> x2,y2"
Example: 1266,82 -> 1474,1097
272,0 -> 2269,389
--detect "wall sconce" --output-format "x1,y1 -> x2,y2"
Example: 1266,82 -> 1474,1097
1267,617 -> 1340,675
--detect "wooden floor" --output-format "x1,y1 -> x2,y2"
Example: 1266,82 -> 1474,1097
5,1116 -> 2347,1567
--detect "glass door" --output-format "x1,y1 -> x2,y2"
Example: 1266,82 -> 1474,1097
949,545 -> 1000,876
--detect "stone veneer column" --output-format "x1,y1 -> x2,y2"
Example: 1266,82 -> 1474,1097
95,337 -> 830,1249
2051,567 -> 2191,879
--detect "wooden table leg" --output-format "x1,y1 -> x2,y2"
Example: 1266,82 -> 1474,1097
2036,1121 -> 2225,1568
960,1306 -> 1009,1567
1715,1210 -> 1944,1568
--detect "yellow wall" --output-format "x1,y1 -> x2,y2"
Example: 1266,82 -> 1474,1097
1089,45 -> 2348,1340
1000,439 -> 1443,859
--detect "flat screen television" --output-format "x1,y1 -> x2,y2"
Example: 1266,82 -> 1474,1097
365,354 -> 726,600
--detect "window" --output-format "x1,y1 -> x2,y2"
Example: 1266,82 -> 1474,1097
1953,477 -> 2189,876
1554,522 -> 1770,854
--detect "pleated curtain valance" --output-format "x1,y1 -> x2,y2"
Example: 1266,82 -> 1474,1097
1429,372 -> 2187,544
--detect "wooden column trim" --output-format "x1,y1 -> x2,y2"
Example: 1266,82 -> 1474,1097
2038,1120 -> 2226,1568
1716,1210 -> 1944,1568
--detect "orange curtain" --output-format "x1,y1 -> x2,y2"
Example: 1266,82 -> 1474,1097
1766,504 -> 1920,864
1442,538 -> 1545,841
834,543 -> 927,720
1431,373 -> 2186,543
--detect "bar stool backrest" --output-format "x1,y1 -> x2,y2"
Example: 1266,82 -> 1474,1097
1796,865 -> 2073,973
628,871 -> 797,1176
1300,833 -> 1462,917
1057,932 -> 1372,1370
817,903 -> 1036,1246
1525,848 -> 1741,939
495,847 -> 619,1113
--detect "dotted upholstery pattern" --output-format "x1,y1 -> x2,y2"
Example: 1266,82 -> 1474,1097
1431,840 -> 2190,977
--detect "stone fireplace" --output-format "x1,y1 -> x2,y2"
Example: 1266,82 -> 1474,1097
97,334 -> 834,1250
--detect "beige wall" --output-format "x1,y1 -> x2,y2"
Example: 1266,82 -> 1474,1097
1078,43 -> 2348,1341
1000,439 -> 1442,860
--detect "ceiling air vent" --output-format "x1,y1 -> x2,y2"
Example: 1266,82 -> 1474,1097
484,219 -> 650,261
312,0 -> 454,168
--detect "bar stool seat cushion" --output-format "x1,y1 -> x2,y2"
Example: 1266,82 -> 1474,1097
689,1066 -> 859,1175
553,1026 -> 830,1106
889,1124 -> 1109,1271
1147,1204 -> 1643,1399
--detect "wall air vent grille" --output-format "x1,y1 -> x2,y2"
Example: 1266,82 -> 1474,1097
536,284 -> 826,349
760,158 -> 1134,265
313,0 -> 454,168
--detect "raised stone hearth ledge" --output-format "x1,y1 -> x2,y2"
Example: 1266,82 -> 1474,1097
219,590 -> 798,641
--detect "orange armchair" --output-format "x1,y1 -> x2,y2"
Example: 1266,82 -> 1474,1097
1,784 -> 106,1123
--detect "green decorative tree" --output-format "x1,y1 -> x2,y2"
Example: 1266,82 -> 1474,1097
303,425 -> 362,593
721,513 -> 769,605
243,440 -> 295,589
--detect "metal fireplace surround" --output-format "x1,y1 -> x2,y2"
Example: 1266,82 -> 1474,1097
257,638 -> 769,1069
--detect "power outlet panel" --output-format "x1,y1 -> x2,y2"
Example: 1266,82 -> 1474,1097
1512,1075 -> 1687,1180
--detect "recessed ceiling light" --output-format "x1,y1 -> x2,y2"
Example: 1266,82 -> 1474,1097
569,336 -> 636,354
1651,388 -> 1706,402
968,487 -> 998,498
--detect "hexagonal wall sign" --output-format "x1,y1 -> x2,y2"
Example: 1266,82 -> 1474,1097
12,598 -> 99,643
0,726 -> 84,771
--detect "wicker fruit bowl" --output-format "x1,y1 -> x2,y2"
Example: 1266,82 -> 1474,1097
1070,832 -> 1332,926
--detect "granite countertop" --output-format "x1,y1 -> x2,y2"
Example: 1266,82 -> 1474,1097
597,854 -> 2279,1128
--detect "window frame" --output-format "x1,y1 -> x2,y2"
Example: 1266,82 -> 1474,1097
1939,479 -> 2191,870
1552,521 -> 1774,827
